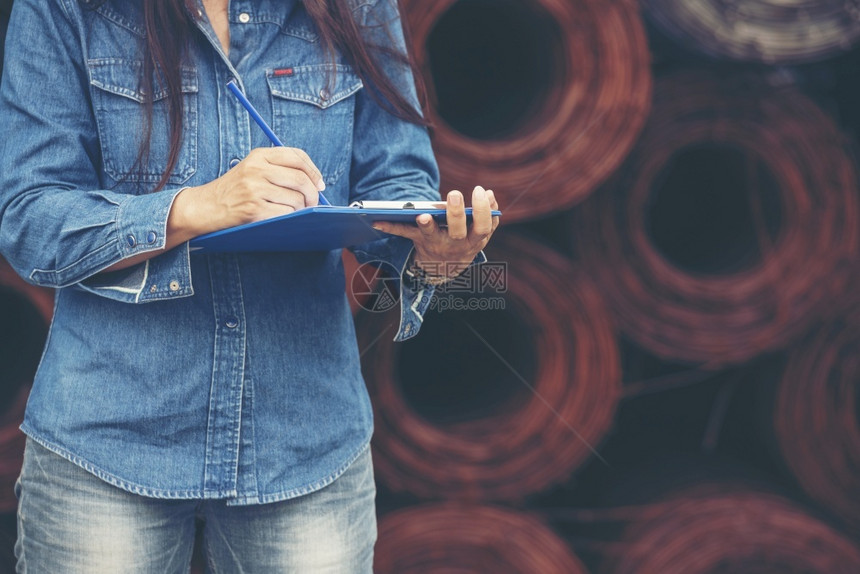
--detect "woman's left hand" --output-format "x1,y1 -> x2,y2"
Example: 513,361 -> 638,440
372,186 -> 500,282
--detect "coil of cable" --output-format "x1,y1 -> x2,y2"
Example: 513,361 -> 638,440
571,72 -> 859,366
0,386 -> 28,514
401,0 -> 652,222
603,484 -> 860,574
772,308 -> 860,535
357,232 -> 621,500
642,0 -> 860,64
0,259 -> 53,324
375,503 -> 588,573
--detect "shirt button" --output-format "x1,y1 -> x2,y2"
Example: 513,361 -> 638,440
126,234 -> 136,248
229,158 -> 241,169
238,12 -> 250,23
169,280 -> 180,292
225,317 -> 239,329
146,231 -> 158,244
319,88 -> 331,101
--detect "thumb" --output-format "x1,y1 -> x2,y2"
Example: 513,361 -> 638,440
416,213 -> 437,236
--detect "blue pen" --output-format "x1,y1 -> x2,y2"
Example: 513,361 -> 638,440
227,79 -> 330,206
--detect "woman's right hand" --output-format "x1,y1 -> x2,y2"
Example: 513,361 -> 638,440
173,147 -> 326,239
102,147 -> 325,273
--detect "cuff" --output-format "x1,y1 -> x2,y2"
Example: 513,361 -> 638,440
76,188 -> 194,303
393,249 -> 487,342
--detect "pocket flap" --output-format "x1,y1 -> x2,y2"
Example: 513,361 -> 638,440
88,59 -> 199,103
266,64 -> 363,109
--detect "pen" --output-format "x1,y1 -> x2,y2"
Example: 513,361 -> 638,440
227,79 -> 331,206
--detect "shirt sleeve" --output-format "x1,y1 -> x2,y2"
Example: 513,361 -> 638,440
0,0 -> 194,304
395,247 -> 488,341
347,0 -> 452,341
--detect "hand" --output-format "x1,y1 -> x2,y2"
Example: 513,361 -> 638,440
103,147 -> 325,273
173,147 -> 326,238
372,186 -> 500,283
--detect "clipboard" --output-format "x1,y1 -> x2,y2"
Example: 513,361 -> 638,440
189,204 -> 502,254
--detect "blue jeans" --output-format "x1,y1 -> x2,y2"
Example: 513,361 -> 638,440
14,438 -> 377,573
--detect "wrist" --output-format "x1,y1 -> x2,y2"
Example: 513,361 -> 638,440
168,186 -> 212,242
408,253 -> 456,286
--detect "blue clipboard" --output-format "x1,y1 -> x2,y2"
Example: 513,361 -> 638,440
189,206 -> 502,254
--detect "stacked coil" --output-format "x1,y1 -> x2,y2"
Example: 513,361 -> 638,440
375,503 -> 588,573
403,0 -> 652,221
572,72 -> 859,366
604,484 -> 860,573
357,232 -> 621,500
772,308 -> 860,534
643,0 -> 860,64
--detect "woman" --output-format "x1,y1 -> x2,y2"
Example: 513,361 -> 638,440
0,0 -> 498,571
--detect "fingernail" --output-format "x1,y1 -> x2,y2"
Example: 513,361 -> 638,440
449,192 -> 461,206
474,187 -> 486,201
317,178 -> 326,192
418,214 -> 432,225
372,224 -> 383,230
487,189 -> 495,200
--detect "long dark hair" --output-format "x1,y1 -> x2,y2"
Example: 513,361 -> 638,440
89,0 -> 429,191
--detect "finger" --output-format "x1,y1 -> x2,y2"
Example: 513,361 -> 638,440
260,187 -> 307,212
263,166 -> 320,207
468,185 -> 493,242
261,147 -> 325,191
372,221 -> 422,241
446,190 -> 468,240
416,213 -> 439,237
487,189 -> 500,232
253,202 -> 297,222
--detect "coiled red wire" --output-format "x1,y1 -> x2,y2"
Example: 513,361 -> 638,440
602,484 -> 860,574
403,0 -> 652,222
773,307 -> 860,535
375,503 -> 589,573
572,72 -> 859,366
357,232 -> 621,500
643,0 -> 860,64
0,259 -> 54,324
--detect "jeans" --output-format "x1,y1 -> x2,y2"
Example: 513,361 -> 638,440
14,438 -> 377,573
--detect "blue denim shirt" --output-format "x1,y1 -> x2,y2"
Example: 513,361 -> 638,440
0,0 -> 454,504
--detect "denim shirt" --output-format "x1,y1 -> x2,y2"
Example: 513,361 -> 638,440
0,0 -> 461,504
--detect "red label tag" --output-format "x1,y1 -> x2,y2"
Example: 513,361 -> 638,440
273,68 -> 294,77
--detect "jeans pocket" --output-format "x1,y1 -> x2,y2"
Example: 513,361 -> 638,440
266,64 -> 362,186
88,59 -> 199,188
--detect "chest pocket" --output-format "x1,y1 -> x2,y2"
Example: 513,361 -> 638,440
266,64 -> 363,186
88,59 -> 198,187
